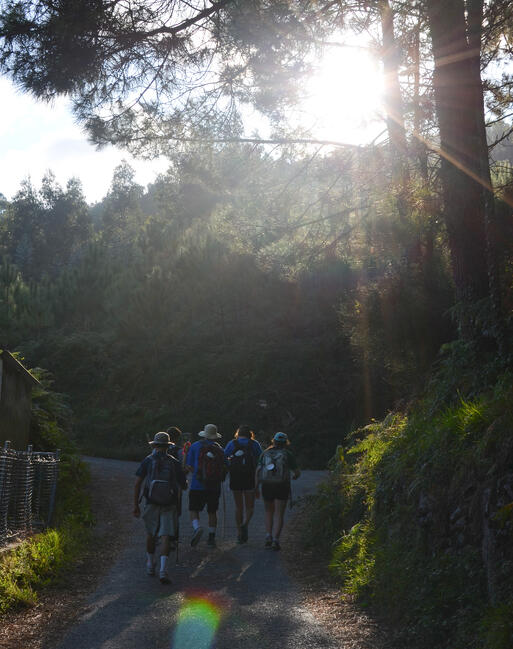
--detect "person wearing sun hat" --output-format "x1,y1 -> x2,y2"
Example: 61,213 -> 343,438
185,424 -> 226,548
134,431 -> 187,584
256,431 -> 300,551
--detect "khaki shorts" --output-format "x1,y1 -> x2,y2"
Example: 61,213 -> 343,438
142,502 -> 178,537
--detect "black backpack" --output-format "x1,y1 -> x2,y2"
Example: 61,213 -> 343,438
145,452 -> 179,506
228,439 -> 255,480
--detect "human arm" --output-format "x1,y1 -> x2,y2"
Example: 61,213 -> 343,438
253,441 -> 263,497
185,443 -> 195,475
134,476 -> 144,517
174,459 -> 188,491
287,450 -> 301,480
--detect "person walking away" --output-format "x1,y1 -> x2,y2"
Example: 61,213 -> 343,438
166,426 -> 184,549
166,426 -> 184,462
134,431 -> 187,584
224,424 -> 262,543
256,432 -> 300,551
185,423 -> 226,548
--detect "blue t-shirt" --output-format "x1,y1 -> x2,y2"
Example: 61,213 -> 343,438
224,438 -> 262,463
186,439 -> 225,491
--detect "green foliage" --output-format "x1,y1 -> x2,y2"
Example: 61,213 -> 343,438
309,370 -> 513,649
0,522 -> 88,613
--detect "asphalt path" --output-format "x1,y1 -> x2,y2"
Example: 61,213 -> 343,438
55,457 -> 336,649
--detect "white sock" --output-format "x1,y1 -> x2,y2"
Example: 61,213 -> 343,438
146,552 -> 154,565
208,527 -> 216,534
192,519 -> 200,531
160,556 -> 168,572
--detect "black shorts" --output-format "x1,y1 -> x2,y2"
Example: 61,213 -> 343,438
261,482 -> 290,502
229,472 -> 256,491
188,488 -> 221,513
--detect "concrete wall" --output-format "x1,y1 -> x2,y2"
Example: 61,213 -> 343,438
0,356 -> 34,449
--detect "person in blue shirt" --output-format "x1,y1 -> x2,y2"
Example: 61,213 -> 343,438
185,423 -> 225,548
224,424 -> 262,543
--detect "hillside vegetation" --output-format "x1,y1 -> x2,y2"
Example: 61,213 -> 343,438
307,345 -> 513,648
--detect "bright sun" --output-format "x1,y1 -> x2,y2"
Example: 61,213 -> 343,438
302,44 -> 385,146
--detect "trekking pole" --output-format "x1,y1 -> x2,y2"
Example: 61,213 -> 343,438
222,482 -> 226,541
176,488 -> 182,564
175,518 -> 180,564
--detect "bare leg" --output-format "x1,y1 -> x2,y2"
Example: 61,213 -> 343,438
264,499 -> 275,537
232,490 -> 243,531
243,490 -> 256,526
146,533 -> 156,554
273,499 -> 288,540
208,511 -> 218,528
160,534 -> 170,556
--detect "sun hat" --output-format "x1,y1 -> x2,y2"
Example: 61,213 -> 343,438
273,432 -> 288,443
149,431 -> 173,446
199,423 -> 221,439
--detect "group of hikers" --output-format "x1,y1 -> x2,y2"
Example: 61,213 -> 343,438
133,424 -> 301,584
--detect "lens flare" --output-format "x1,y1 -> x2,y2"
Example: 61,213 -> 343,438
171,597 -> 222,649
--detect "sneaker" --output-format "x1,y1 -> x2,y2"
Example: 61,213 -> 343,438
159,571 -> 171,584
146,561 -> 155,576
271,540 -> 281,551
240,523 -> 248,543
207,533 -> 216,548
191,527 -> 203,547
264,537 -> 273,549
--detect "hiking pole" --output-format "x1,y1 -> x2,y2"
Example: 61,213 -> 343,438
176,488 -> 182,564
176,518 -> 180,564
222,481 -> 226,541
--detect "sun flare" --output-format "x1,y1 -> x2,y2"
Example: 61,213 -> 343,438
303,45 -> 384,145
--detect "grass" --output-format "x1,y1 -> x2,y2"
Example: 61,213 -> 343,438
0,454 -> 93,614
0,521 -> 89,613
305,370 -> 513,649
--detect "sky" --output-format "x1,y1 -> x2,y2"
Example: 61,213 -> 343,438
0,44 -> 384,205
0,77 -> 170,205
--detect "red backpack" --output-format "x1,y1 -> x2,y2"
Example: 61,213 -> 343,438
197,441 -> 225,488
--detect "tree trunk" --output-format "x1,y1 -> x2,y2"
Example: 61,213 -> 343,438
425,0 -> 492,336
379,0 -> 408,157
379,0 -> 409,222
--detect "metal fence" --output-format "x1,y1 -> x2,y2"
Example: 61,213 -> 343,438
0,441 -> 59,545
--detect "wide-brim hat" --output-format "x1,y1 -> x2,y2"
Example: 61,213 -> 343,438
199,424 -> 221,439
149,431 -> 173,446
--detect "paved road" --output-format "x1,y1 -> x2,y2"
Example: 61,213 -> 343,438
56,457 -> 336,649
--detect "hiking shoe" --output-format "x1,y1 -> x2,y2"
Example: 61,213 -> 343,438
207,533 -> 216,548
159,571 -> 171,585
191,527 -> 203,547
146,562 -> 155,576
271,540 -> 281,551
264,537 -> 273,548
240,523 -> 248,543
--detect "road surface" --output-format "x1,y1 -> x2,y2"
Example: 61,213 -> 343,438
55,457 -> 336,649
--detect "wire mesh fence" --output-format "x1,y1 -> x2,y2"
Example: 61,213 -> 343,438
0,441 -> 59,545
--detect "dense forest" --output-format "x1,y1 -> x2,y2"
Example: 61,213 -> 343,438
0,144 -> 458,464
1,0 -> 513,646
